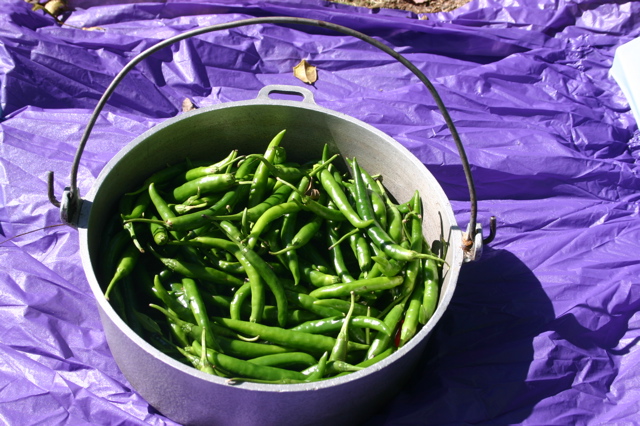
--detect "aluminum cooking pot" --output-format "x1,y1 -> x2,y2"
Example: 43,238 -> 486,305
48,17 -> 493,426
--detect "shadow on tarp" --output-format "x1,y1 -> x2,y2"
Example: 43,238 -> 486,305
365,246 -> 554,425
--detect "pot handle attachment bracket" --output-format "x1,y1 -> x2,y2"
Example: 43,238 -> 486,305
47,172 -> 81,229
46,16 -> 495,259
464,216 -> 495,263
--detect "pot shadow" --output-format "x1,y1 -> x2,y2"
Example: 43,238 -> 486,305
364,246 -> 555,425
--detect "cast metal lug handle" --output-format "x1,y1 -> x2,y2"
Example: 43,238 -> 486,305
45,16 -> 495,259
257,84 -> 316,104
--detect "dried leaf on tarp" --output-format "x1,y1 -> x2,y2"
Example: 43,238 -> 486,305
293,60 -> 317,84
25,0 -> 42,9
44,0 -> 66,17
182,98 -> 197,112
82,26 -> 106,31
29,0 -> 68,21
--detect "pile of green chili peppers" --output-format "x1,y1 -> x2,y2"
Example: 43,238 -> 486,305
100,129 -> 445,384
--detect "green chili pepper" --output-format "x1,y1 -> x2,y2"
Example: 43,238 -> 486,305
270,212 -> 324,256
119,275 -> 144,336
408,190 -> 424,251
301,351 -> 329,381
210,183 -> 292,222
245,201 -> 300,250
290,213 -> 324,250
371,252 -> 406,278
173,319 -> 296,358
191,339 -> 307,381
219,222 -> 289,327
385,200 -> 403,244
246,268 -> 267,324
214,317 -> 369,353
278,177 -> 314,285
299,244 -> 335,275
326,360 -> 363,376
369,190 -> 388,230
150,276 -> 195,323
312,298 -> 379,317
319,168 -> 373,229
151,249 -> 245,287
366,299 -> 406,360
200,326 -> 218,375
244,153 -> 307,184
247,352 -> 317,369
326,221 -> 356,283
348,159 -> 441,264
367,224 -> 442,263
173,194 -> 224,215
204,256 -> 245,275
286,291 -> 344,319
173,231 -> 288,328
101,228 -> 131,284
217,335 -> 295,359
364,262 -> 383,280
295,195 -> 347,222
309,275 -> 404,299
248,130 -> 287,207
172,173 -> 237,204
399,282 -> 424,347
329,292 -> 356,362
134,309 -> 163,337
300,264 -> 341,288
349,231 -> 372,276
235,155 -> 260,179
148,181 -> 182,238
362,346 -> 395,366
149,213 -> 170,246
345,157 -> 381,195
165,189 -> 241,232
230,282 -> 252,321
207,234 -> 267,324
122,221 -> 145,253
232,302 -> 317,329
184,149 -> 239,181
421,256 -> 440,325
291,315 -> 391,336
182,277 -> 221,353
398,192 -> 425,299
120,190 -> 152,221
126,161 -> 190,196
104,241 -> 140,300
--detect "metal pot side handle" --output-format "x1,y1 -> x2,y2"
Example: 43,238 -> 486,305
46,16 -> 495,261
257,85 -> 316,104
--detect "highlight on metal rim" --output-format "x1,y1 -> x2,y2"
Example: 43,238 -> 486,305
46,16 -> 494,250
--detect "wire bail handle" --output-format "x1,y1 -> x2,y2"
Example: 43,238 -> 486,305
46,16 -> 495,261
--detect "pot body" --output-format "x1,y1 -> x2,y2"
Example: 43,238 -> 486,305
78,86 -> 463,426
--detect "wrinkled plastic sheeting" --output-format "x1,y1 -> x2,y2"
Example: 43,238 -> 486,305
1,0 -> 639,424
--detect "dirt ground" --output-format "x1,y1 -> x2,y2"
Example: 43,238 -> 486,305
335,0 -> 472,14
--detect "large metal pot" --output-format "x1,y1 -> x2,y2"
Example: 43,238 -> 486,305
49,17 -> 488,426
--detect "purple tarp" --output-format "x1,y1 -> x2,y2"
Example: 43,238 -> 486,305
1,0 -> 639,424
